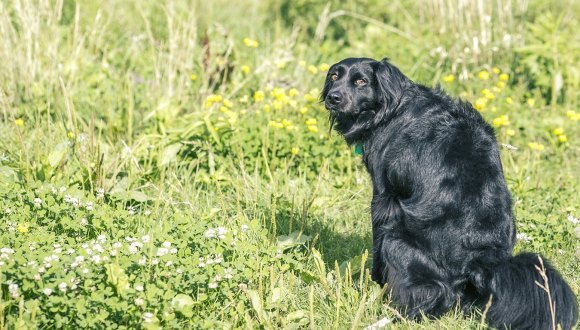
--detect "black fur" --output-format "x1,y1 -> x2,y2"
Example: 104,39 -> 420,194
322,57 -> 578,329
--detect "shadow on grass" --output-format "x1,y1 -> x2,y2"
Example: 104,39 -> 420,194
262,197 -> 373,267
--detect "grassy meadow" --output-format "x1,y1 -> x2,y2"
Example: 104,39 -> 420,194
0,0 -> 579,328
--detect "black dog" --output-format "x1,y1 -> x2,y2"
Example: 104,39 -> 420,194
322,58 -> 577,329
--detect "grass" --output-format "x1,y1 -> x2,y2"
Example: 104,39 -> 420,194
0,0 -> 579,328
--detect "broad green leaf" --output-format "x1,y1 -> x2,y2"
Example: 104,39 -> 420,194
159,143 -> 182,166
48,142 -> 68,167
171,294 -> 195,317
105,263 -> 130,298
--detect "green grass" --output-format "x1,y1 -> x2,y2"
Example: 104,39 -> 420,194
0,0 -> 579,328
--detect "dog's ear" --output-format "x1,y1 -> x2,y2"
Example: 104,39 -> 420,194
320,72 -> 333,102
372,58 -> 409,125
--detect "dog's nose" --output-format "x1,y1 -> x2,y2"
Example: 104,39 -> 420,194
327,92 -> 342,105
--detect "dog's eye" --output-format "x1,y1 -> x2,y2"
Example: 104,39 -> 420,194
330,74 -> 339,81
355,79 -> 367,86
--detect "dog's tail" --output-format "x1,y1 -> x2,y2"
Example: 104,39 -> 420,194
470,252 -> 577,329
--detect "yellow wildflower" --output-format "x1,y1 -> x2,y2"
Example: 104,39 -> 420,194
506,129 -> 516,136
299,107 -> 308,115
243,38 -> 259,48
307,125 -> 319,133
565,111 -> 580,121
499,73 -> 509,81
17,222 -> 29,233
492,67 -> 501,74
528,142 -> 545,151
205,94 -> 223,108
298,60 -> 306,67
505,97 -> 513,105
319,63 -> 330,72
492,115 -> 510,127
496,81 -> 506,89
474,98 -> 487,111
481,89 -> 494,100
291,147 -> 299,155
223,99 -> 233,108
241,65 -> 251,74
271,88 -> 289,103
442,74 -> 455,83
552,127 -> 564,136
14,119 -> 24,126
276,60 -> 287,69
190,74 -> 197,81
263,104 -> 271,113
67,131 -> 74,138
305,118 -> 317,126
558,135 -> 567,143
273,100 -> 283,110
253,90 -> 265,102
478,70 -> 490,80
239,95 -> 249,104
288,88 -> 299,97
269,121 -> 284,129
527,98 -> 535,107
307,65 -> 318,75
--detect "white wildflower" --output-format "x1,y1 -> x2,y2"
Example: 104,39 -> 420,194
58,282 -> 67,292
162,241 -> 171,248
156,248 -> 168,257
141,235 -> 150,243
43,288 -> 53,296
8,283 -> 19,298
568,214 -> 579,225
96,188 -> 105,198
516,232 -> 532,243
217,227 -> 227,239
208,282 -> 218,289
135,298 -> 144,306
204,228 -> 216,238
143,312 -> 154,323
135,284 -> 144,292
33,198 -> 42,207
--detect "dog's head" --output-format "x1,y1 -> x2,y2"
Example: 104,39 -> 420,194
321,58 -> 409,143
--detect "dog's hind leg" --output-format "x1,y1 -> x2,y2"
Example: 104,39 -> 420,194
377,234 -> 457,319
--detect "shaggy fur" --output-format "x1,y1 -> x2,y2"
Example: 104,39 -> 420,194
322,57 -> 578,329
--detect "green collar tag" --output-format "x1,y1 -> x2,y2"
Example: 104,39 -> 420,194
354,143 -> 364,156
